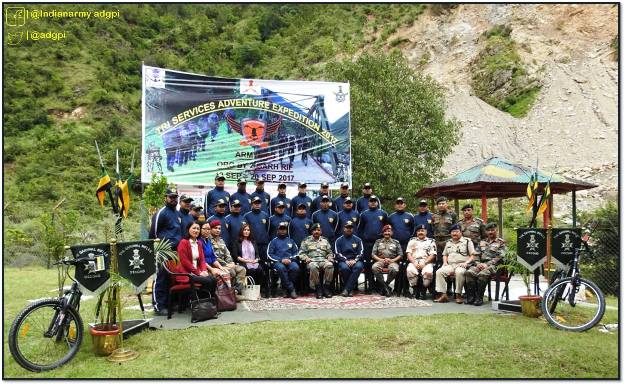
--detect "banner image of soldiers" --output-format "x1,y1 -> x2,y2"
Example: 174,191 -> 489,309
141,66 -> 351,188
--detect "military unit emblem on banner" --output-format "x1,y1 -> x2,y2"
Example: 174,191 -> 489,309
70,243 -> 111,296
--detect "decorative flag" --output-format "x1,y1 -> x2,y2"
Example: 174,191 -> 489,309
525,172 -> 538,213
116,179 -> 130,218
537,181 -> 551,215
96,172 -> 112,206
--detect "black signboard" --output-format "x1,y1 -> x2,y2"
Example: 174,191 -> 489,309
70,243 -> 111,295
117,240 -> 156,292
516,228 -> 547,271
551,228 -> 582,268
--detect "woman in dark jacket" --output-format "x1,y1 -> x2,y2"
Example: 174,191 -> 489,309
231,223 -> 266,297
175,221 -> 217,297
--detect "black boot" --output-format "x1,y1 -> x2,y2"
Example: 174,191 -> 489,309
411,285 -> 421,300
464,281 -> 476,304
421,284 -> 428,299
474,281 -> 487,306
323,284 -> 333,298
315,285 -> 323,299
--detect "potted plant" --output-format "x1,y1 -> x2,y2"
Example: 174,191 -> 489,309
499,250 -> 542,317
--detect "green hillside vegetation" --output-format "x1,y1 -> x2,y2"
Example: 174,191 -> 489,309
4,4 -> 447,266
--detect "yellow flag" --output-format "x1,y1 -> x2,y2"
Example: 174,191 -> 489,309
116,179 -> 130,218
537,183 -> 551,215
96,173 -> 111,206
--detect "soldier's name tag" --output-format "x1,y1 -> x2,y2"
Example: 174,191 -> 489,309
329,218 -> 334,223
404,219 -> 409,224
378,216 -> 383,221
288,244 -> 292,248
262,219 -> 267,224
352,243 -> 357,248
305,224 -> 310,229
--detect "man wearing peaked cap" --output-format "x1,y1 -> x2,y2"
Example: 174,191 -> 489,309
312,195 -> 339,246
388,197 -> 415,296
356,182 -> 381,213
205,175 -> 231,217
311,182 -> 332,213
250,177 -> 271,215
337,197 -> 359,239
434,222 -> 477,304
225,199 -> 245,251
299,222 -> 335,299
335,220 -> 364,297
271,182 -> 291,215
289,202 -> 313,249
464,222 -> 507,306
357,194 -> 388,293
371,224 -> 402,297
266,220 -> 300,298
414,199 -> 434,238
230,177 -> 251,215
332,182 -> 351,213
291,182 -> 312,219
269,200 -> 292,240
178,194 -> 195,238
243,195 -> 270,266
405,224 -> 437,299
431,195 -> 458,265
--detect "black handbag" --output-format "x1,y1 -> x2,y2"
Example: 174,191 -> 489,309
191,291 -> 218,323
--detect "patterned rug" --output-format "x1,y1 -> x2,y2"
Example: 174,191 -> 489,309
242,294 -> 431,311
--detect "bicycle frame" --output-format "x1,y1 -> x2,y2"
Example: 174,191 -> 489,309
45,263 -> 83,340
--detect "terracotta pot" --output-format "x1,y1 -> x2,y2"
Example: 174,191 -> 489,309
89,324 -> 120,356
519,295 -> 542,318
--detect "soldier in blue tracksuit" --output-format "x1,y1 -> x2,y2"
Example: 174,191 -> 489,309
270,183 -> 292,215
336,197 -> 359,238
358,195 -> 388,293
186,120 -> 200,161
268,201 -> 291,239
178,194 -> 196,236
335,221 -> 364,297
388,197 -> 415,296
207,199 -> 230,249
162,126 -> 181,173
312,195 -> 339,246
289,203 -> 313,248
151,188 -> 183,316
207,112 -> 220,142
332,182 -> 351,213
356,182 -> 382,213
250,177 -> 271,215
311,182 -> 332,213
178,122 -> 193,166
243,197 -> 270,259
290,182 -> 313,218
225,199 -> 245,251
230,178 -> 252,215
414,199 -> 434,238
205,175 -> 231,217
267,222 -> 299,298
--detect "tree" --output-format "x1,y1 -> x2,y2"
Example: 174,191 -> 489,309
324,51 -> 461,206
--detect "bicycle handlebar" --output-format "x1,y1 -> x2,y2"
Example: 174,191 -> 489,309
53,256 -> 97,266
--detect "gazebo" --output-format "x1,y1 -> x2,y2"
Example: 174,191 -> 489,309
415,157 -> 597,232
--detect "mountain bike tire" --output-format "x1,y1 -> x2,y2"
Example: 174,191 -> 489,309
8,299 -> 84,372
541,277 -> 606,332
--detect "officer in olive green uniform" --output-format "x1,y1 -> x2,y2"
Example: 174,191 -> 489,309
431,196 -> 458,262
459,203 -> 485,249
209,220 -> 247,293
464,222 -> 507,306
371,224 -> 403,297
434,224 -> 477,304
299,223 -> 335,298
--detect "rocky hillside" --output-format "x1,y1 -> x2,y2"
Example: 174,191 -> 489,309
388,4 -> 618,214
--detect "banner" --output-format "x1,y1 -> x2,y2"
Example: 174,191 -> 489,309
70,243 -> 111,296
551,228 -> 582,268
142,66 -> 351,188
117,240 -> 156,293
516,228 -> 547,271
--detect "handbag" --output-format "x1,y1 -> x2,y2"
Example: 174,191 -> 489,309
241,276 -> 261,301
215,284 -> 237,311
191,291 -> 218,323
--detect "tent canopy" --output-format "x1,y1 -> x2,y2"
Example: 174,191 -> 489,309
416,157 -> 597,199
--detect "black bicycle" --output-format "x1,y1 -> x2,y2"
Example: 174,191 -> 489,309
541,228 -> 606,332
8,254 -> 99,372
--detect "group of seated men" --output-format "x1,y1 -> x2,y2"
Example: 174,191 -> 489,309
151,177 -> 508,315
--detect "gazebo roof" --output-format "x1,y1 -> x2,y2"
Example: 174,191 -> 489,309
416,157 -> 597,199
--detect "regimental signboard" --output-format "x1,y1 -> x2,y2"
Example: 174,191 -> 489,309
551,228 -> 582,268
142,65 -> 351,188
117,240 -> 157,292
70,243 -> 111,296
516,228 -> 547,271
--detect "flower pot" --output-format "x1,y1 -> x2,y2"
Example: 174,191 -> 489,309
519,295 -> 542,318
89,324 -> 120,356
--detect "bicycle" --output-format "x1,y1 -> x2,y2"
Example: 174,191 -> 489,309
8,253 -> 101,372
541,226 -> 606,332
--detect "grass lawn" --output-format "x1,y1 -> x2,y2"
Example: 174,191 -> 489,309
3,266 -> 618,379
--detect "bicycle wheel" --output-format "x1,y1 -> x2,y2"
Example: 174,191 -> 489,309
8,299 -> 84,372
541,277 -> 606,332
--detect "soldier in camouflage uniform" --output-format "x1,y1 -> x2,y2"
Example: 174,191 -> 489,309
431,196 -> 458,262
459,203 -> 485,250
299,223 -> 335,299
464,222 -> 507,306
209,220 -> 246,293
371,224 -> 403,297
